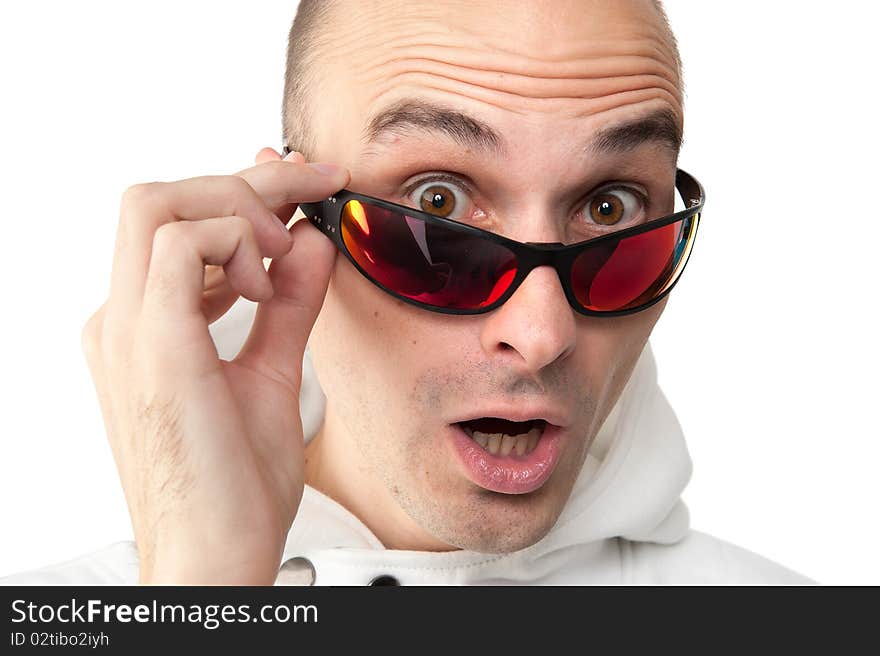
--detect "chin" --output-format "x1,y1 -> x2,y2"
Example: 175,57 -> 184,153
452,514 -> 559,554
416,484 -> 566,554
460,531 -> 553,555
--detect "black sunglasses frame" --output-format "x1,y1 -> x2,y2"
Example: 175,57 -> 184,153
293,160 -> 705,318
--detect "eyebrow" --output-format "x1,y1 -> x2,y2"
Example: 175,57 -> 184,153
362,99 -> 682,161
589,107 -> 683,161
363,99 -> 505,156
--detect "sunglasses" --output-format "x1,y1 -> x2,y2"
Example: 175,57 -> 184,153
292,161 -> 705,317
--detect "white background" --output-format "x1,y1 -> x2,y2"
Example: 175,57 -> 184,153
1,1 -> 877,583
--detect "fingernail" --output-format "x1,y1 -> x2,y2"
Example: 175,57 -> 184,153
307,162 -> 344,176
275,216 -> 294,243
283,149 -> 302,162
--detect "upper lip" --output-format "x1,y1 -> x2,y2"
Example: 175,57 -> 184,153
451,404 -> 570,428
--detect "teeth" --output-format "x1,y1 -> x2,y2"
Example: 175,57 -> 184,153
463,424 -> 543,456
527,427 -> 540,452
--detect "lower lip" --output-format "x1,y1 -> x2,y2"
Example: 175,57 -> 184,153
448,422 -> 564,495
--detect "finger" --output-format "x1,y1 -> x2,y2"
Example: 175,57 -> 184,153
80,303 -> 134,479
143,216 -> 272,331
201,277 -> 242,325
203,264 -> 227,293
254,146 -> 304,166
255,146 -> 305,166
275,149 -> 307,228
234,218 -> 336,393
201,145 -> 308,325
109,176 -> 294,323
164,149 -> 336,325
111,154 -> 347,323
252,147 -> 306,225
233,154 -> 343,232
232,154 -> 344,210
80,303 -> 117,442
255,146 -> 281,164
197,264 -> 238,324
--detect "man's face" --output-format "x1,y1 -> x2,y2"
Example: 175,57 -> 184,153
305,0 -> 683,552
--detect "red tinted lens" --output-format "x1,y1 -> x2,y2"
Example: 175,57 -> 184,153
571,216 -> 698,312
341,200 -> 518,310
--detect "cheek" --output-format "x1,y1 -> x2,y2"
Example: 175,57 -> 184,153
310,258 -> 443,420
573,298 -> 667,400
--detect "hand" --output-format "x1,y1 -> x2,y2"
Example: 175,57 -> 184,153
80,147 -> 349,584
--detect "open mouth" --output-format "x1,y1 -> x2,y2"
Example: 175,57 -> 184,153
448,417 -> 562,494
456,417 -> 547,457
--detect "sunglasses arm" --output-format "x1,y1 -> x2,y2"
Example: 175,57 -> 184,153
298,201 -> 322,219
296,199 -> 347,250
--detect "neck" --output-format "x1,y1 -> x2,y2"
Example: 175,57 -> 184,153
303,403 -> 457,552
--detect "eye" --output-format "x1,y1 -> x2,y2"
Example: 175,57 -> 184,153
407,179 -> 472,220
582,187 -> 646,227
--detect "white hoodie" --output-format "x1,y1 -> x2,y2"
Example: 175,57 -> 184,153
0,299 -> 815,585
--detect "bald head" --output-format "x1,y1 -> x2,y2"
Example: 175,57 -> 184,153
281,0 -> 683,159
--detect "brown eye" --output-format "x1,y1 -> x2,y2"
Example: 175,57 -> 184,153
585,188 -> 643,227
589,193 -> 623,225
419,185 -> 456,217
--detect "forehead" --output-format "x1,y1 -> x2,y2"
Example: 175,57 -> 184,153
312,0 -> 682,176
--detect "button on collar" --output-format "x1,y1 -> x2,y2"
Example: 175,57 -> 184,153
276,556 -> 316,586
369,574 -> 401,586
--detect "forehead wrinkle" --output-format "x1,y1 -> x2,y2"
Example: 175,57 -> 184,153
346,49 -> 681,124
361,76 -> 679,129
322,1 -> 681,111
360,56 -> 680,104
372,35 -> 680,88
323,0 -> 679,78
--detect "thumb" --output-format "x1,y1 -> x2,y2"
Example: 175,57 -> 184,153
233,217 -> 336,393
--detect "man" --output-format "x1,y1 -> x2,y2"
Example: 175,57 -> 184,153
1,0 -> 813,585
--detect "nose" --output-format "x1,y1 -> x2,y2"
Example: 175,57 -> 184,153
479,264 -> 577,378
